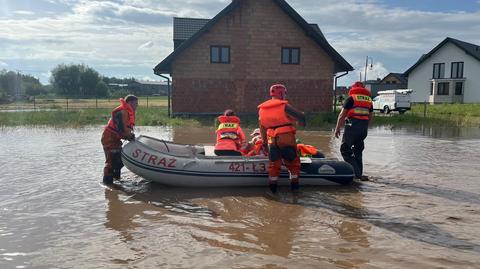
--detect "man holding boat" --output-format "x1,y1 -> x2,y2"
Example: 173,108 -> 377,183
101,94 -> 138,184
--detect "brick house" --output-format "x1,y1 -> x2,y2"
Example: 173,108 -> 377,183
154,0 -> 353,115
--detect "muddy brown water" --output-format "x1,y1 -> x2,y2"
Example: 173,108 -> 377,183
0,125 -> 479,269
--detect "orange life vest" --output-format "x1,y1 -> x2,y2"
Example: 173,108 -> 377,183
346,94 -> 373,121
215,115 -> 244,151
106,98 -> 135,137
258,99 -> 296,137
297,144 -> 318,157
247,138 -> 265,156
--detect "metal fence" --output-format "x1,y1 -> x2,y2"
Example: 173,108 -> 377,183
0,96 -> 168,111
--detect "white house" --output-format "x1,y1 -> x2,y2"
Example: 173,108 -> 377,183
404,37 -> 480,103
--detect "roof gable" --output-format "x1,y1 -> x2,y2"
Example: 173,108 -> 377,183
380,73 -> 407,84
404,37 -> 480,76
154,0 -> 353,74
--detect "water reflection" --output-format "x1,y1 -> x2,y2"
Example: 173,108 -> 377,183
104,188 -> 144,242
105,181 -> 306,258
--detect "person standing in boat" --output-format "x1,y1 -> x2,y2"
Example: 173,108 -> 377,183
258,84 -> 305,193
334,81 -> 373,181
214,109 -> 246,156
101,94 -> 138,185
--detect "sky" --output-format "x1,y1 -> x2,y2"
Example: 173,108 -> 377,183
1,0 -> 480,86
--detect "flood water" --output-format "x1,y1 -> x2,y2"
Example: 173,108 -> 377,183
1,125 -> 479,269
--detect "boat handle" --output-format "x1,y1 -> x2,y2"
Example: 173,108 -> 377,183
161,139 -> 170,152
183,160 -> 196,169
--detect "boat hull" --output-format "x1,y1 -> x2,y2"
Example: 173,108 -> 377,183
122,136 -> 354,187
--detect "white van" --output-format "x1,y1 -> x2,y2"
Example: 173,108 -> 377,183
373,89 -> 413,114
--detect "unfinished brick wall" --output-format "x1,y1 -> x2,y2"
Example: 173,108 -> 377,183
171,0 -> 336,115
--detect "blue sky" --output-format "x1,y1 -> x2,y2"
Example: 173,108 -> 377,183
1,0 -> 480,86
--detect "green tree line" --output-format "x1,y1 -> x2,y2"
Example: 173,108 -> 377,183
0,64 -> 165,103
0,70 -> 46,102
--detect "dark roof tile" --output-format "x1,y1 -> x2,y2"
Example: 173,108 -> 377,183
173,17 -> 210,40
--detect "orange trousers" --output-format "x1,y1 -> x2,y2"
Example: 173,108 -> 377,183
267,132 -> 300,182
101,129 -> 123,178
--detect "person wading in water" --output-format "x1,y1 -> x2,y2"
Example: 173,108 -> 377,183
258,84 -> 305,193
101,95 -> 138,184
334,81 -> 373,181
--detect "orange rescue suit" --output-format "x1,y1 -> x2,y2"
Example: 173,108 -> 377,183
101,98 -> 136,179
346,85 -> 372,121
258,99 -> 300,181
215,115 -> 246,152
106,98 -> 136,139
258,99 -> 296,138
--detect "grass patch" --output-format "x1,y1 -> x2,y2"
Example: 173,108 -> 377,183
1,103 -> 479,128
0,107 -> 199,127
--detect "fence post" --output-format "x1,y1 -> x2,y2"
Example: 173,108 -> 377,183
147,96 -> 149,108
423,101 -> 427,118
96,96 -> 98,109
33,96 -> 36,110
66,97 -> 69,111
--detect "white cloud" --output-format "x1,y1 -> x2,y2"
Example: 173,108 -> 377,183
138,41 -> 154,50
13,10 -> 35,16
0,60 -> 8,67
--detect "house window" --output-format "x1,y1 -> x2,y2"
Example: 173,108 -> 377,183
430,83 -> 433,95
451,62 -> 464,78
432,63 -> 445,79
455,82 -> 463,95
210,46 -> 230,64
437,82 -> 449,95
281,47 -> 300,64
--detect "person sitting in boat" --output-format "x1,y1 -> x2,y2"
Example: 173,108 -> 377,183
296,139 -> 325,158
101,94 -> 138,185
258,84 -> 306,193
214,109 -> 246,156
246,128 -> 267,156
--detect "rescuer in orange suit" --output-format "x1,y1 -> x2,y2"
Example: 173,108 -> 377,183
101,95 -> 138,184
258,84 -> 306,193
214,109 -> 246,156
334,81 -> 373,181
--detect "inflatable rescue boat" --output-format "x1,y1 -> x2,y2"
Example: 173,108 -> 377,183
122,135 -> 354,187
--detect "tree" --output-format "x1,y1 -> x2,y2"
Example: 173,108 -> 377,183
50,64 -> 81,97
95,81 -> 109,98
80,67 -> 100,97
50,64 -> 102,98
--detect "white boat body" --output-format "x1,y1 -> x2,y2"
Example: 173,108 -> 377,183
122,135 -> 354,187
